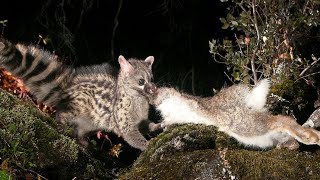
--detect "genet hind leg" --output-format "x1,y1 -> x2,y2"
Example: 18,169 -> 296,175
72,116 -> 97,147
56,111 -> 95,147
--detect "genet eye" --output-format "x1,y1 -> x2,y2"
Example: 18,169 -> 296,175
138,79 -> 145,86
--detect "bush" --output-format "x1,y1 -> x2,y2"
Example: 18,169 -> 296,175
209,0 -> 320,85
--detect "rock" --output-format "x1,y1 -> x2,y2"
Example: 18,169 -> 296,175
303,108 -> 320,128
119,124 -> 320,179
0,89 -> 114,179
3,88 -> 320,179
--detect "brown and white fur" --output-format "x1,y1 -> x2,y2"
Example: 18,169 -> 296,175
146,79 -> 320,149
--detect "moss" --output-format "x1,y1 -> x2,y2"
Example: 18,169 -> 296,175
0,89 -> 79,169
0,170 -> 11,179
270,78 -> 317,123
226,148 -> 320,179
214,130 -> 241,150
120,123 -> 320,179
0,89 -> 113,179
271,79 -> 314,106
120,124 -> 239,179
135,124 -> 217,166
119,150 -> 231,180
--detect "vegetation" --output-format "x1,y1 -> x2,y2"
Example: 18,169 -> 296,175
209,0 -> 320,123
209,0 -> 320,85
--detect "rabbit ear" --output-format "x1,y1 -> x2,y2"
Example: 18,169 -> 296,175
144,56 -> 154,69
118,55 -> 133,76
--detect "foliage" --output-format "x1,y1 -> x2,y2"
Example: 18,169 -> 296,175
209,0 -> 320,85
0,19 -> 8,37
0,170 -> 11,180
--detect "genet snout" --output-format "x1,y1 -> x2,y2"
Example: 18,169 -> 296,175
144,82 -> 157,95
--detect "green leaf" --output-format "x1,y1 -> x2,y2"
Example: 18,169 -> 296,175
0,170 -> 11,180
231,71 -> 240,81
227,13 -> 235,21
231,21 -> 238,26
209,39 -> 217,47
90,139 -> 97,146
222,23 -> 229,29
0,20 -> 8,24
219,18 -> 227,24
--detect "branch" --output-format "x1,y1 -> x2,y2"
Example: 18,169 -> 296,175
181,70 -> 192,89
224,71 -> 235,84
299,57 -> 320,77
251,0 -> 260,84
295,72 -> 320,83
234,33 -> 244,55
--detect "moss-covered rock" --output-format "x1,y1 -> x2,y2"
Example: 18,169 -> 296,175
135,124 -> 217,166
119,124 -> 237,179
0,89 -> 115,179
119,124 -> 320,179
227,148 -> 320,179
3,88 -> 320,179
0,89 -> 77,168
120,150 -> 233,180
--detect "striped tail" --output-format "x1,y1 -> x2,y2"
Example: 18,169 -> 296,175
0,38 -> 74,106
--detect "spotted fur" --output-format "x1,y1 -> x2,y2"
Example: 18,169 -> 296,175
0,38 -> 159,150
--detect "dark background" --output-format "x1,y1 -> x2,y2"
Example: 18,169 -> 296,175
0,0 -> 233,168
0,0 -> 230,96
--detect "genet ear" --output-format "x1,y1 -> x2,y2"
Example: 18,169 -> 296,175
144,56 -> 154,69
118,55 -> 133,76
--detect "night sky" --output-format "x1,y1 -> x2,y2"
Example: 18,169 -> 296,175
0,0 -> 231,96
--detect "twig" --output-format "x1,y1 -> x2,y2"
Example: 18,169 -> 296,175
111,0 -> 123,61
295,71 -> 320,83
224,71 -> 235,84
303,0 -> 311,14
181,70 -> 192,89
251,0 -> 260,84
299,57 -> 320,77
1,25 -> 4,38
11,160 -> 49,180
234,34 -> 244,55
27,169 -> 49,180
236,2 -> 255,24
213,53 -> 228,64
191,65 -> 195,95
